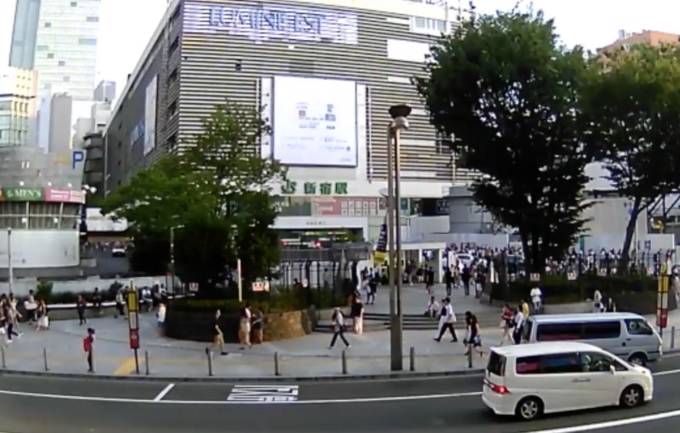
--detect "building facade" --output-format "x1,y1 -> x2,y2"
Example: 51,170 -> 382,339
0,146 -> 86,277
94,80 -> 116,103
0,67 -> 38,148
8,0 -> 41,69
106,0 -> 473,242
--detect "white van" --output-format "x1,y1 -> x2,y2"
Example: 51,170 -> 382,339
523,313 -> 662,366
483,342 -> 654,420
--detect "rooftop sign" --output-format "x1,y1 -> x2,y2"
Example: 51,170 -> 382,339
184,2 -> 358,45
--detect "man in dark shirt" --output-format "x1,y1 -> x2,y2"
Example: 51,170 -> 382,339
212,309 -> 227,356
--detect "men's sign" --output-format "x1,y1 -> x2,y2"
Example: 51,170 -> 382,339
2,188 -> 43,202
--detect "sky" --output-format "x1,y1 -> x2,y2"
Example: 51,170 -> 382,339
1,0 -> 680,103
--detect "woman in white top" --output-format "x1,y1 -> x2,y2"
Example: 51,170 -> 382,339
239,304 -> 252,349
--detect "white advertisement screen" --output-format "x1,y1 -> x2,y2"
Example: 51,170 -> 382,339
273,76 -> 357,167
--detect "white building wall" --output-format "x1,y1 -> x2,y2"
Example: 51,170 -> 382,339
0,230 -> 80,269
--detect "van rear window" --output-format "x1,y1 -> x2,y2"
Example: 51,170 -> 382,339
487,352 -> 506,376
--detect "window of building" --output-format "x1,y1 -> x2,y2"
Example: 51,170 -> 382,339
70,1 -> 78,6
63,76 -> 71,82
44,22 -> 52,28
86,16 -> 99,22
168,100 -> 178,118
36,45 -> 48,51
168,67 -> 178,84
168,36 -> 179,55
410,16 -> 447,35
47,53 -> 54,59
79,38 -> 97,46
58,60 -> 66,66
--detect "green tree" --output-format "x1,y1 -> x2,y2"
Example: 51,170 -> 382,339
102,102 -> 286,292
416,9 -> 592,273
582,44 -> 680,270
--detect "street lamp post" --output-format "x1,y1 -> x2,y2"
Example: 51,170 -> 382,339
7,228 -> 13,295
387,104 -> 411,371
169,225 -> 184,295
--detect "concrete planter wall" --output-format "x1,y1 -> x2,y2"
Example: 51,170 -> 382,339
164,307 -> 316,343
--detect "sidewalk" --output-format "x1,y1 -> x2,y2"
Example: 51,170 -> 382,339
3,307 -> 679,379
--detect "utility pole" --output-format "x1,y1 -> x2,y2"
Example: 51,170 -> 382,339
7,228 -> 13,294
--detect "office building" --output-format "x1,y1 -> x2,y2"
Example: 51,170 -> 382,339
106,0 -> 473,243
0,67 -> 38,147
600,29 -> 680,54
94,80 -> 116,103
15,0 -> 102,101
8,0 -> 41,69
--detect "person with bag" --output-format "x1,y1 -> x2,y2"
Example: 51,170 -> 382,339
83,328 -> 95,373
464,311 -> 484,358
512,305 -> 525,345
499,304 -> 514,345
328,307 -> 350,349
434,298 -> 458,342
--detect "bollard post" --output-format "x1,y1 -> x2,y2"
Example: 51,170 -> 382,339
409,347 -> 415,372
145,350 -> 150,376
672,326 -> 676,350
274,352 -> 280,376
467,346 -> 473,369
0,346 -> 5,369
43,348 -> 49,372
341,350 -> 347,375
205,347 -> 213,377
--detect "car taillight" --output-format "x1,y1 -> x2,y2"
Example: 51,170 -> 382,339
489,383 -> 510,395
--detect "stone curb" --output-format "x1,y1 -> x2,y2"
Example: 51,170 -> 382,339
0,366 -> 486,383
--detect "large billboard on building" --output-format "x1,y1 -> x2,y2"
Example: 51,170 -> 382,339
144,75 -> 158,156
273,76 -> 357,167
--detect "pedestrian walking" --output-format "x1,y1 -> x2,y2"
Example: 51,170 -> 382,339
499,303 -> 514,345
252,308 -> 264,344
512,305 -> 525,345
530,285 -> 543,314
212,309 -> 227,356
76,295 -> 87,326
328,307 -> 350,349
593,289 -> 603,313
351,297 -> 364,335
92,287 -> 103,315
426,266 -> 436,295
475,270 -> 486,299
462,265 -> 471,296
434,298 -> 458,342
367,274 -> 378,305
464,311 -> 484,358
115,289 -> 125,318
83,328 -> 95,373
520,299 -> 530,319
239,303 -> 252,349
7,293 -> 22,335
445,267 -> 453,297
35,298 -> 48,331
24,290 -> 37,323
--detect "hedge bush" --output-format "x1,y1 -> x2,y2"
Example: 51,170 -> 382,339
492,274 -> 657,304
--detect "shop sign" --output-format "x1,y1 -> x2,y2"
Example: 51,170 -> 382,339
2,188 -> 43,202
44,189 -> 85,204
281,181 -> 349,196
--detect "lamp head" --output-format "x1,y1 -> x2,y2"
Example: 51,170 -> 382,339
389,104 -> 412,120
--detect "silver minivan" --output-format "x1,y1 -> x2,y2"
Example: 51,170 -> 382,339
523,313 -> 662,366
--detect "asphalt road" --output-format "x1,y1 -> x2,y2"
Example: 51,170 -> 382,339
2,355 -> 680,433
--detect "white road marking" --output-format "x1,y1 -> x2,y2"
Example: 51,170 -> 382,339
0,388 -> 481,405
227,385 -> 299,402
153,383 -> 175,402
524,408 -> 680,433
652,368 -> 680,377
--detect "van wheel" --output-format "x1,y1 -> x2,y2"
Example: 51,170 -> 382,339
516,397 -> 543,421
628,353 -> 647,366
620,385 -> 643,408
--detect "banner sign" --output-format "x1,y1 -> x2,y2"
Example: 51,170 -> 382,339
44,189 -> 85,204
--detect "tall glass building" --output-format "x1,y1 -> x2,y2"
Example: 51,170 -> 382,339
9,0 -> 102,101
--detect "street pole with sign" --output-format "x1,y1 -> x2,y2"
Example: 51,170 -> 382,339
237,258 -> 243,302
657,262 -> 670,338
127,282 -> 141,374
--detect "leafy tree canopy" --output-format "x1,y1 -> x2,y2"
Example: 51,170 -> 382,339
416,8 -> 593,272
